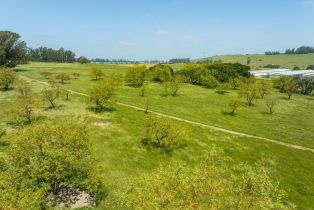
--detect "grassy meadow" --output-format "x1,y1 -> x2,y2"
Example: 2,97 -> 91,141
0,62 -> 313,208
203,53 -> 314,70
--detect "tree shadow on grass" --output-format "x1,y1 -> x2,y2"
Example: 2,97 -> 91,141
86,106 -> 116,113
43,104 -> 66,111
14,68 -> 29,72
221,110 -> 235,116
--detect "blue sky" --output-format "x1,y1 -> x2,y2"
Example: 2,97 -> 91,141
1,0 -> 314,60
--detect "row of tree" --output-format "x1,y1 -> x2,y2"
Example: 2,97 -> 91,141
28,47 -> 76,63
265,46 -> 314,55
168,58 -> 190,64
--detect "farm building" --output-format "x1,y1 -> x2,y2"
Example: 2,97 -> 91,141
249,69 -> 314,77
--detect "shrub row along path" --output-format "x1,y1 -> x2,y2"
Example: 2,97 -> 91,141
19,75 -> 314,154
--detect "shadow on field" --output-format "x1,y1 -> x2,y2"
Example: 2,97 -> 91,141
86,106 -> 116,113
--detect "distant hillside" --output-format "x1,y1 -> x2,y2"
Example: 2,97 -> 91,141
200,54 -> 314,70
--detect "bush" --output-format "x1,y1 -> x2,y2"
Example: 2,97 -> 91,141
0,68 -> 16,91
176,63 -> 250,85
306,65 -> 314,70
263,64 -> 281,69
200,75 -> 220,88
0,119 -> 107,209
148,64 -> 174,82
108,151 -> 294,209
88,79 -> 116,112
125,66 -> 146,87
142,115 -> 186,153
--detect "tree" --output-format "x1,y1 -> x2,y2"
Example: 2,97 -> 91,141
148,64 -> 174,82
144,97 -> 150,114
0,31 -> 28,67
297,77 -> 314,95
0,68 -> 16,91
258,79 -> 272,99
229,77 -> 240,90
55,73 -> 71,84
200,75 -> 220,88
0,119 -> 106,209
125,66 -> 146,87
239,77 -> 258,106
216,83 -> 230,94
77,56 -> 90,64
228,98 -> 242,115
142,115 -> 185,153
283,77 -> 297,99
108,151 -> 294,209
247,57 -> 251,65
90,66 -> 104,80
139,83 -> 147,97
41,86 -> 59,108
16,80 -> 31,96
88,79 -> 116,112
6,95 -> 36,125
40,71 -> 53,79
266,97 -> 277,115
306,65 -> 314,70
60,88 -> 70,101
163,76 -> 182,96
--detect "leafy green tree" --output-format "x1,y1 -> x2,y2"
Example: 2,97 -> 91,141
77,56 -> 90,64
228,98 -> 242,115
163,76 -> 182,96
297,77 -> 314,95
148,64 -> 174,82
216,83 -> 230,94
6,95 -> 36,125
55,73 -> 71,84
88,79 -> 116,111
107,152 -> 294,209
247,57 -> 251,65
139,83 -> 147,97
90,66 -> 104,80
41,86 -> 59,108
200,75 -> 220,88
239,77 -> 258,106
0,119 -> 107,209
142,115 -> 185,153
258,79 -> 272,98
0,68 -> 16,91
229,77 -> 240,90
125,66 -> 146,87
0,31 -> 28,67
283,77 -> 297,99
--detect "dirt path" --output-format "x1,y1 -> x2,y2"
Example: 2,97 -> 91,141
20,75 -> 314,153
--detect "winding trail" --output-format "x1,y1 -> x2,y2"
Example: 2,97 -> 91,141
20,75 -> 314,153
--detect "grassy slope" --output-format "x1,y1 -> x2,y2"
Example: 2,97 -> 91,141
17,62 -> 314,148
203,53 -> 314,69
1,76 -> 314,208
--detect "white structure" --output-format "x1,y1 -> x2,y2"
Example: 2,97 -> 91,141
249,69 -> 314,78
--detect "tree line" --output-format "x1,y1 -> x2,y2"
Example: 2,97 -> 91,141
0,30 -> 92,67
265,46 -> 314,55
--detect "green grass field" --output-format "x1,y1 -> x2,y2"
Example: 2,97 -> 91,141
202,53 -> 314,70
1,62 -> 314,209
